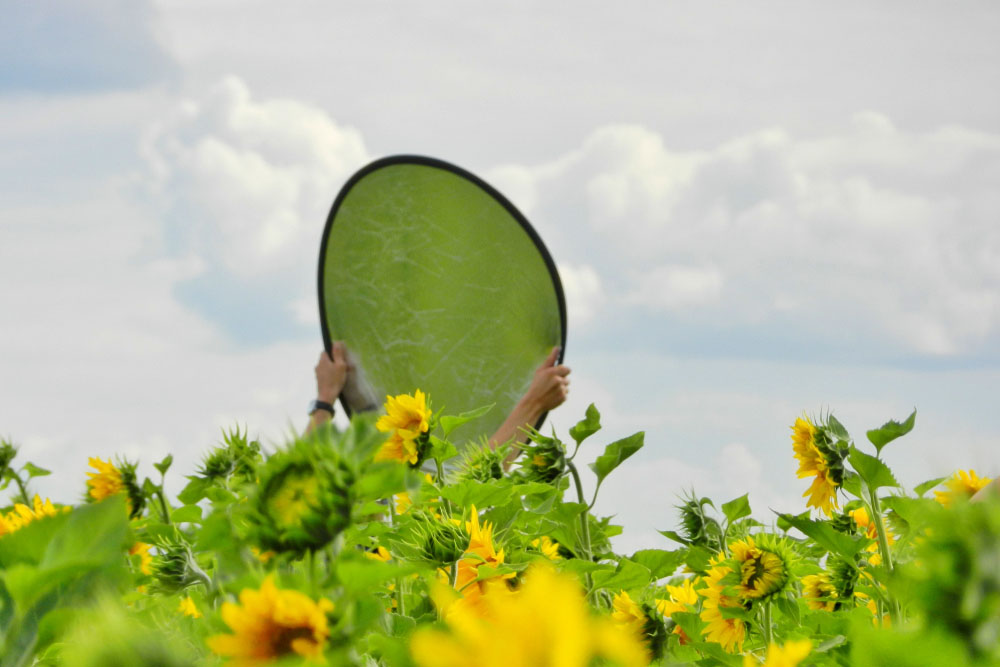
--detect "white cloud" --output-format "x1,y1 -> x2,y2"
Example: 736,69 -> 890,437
557,262 -> 604,327
503,115 -> 1000,356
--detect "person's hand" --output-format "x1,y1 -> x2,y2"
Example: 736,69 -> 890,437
315,342 -> 349,403
519,347 -> 570,415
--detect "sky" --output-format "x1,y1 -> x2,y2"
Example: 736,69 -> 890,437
2,1 -> 999,552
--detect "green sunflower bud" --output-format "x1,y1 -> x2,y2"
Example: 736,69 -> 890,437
517,433 -> 566,484
116,460 -> 146,519
829,555 -> 860,603
199,426 -> 262,484
152,536 -> 211,593
676,492 -> 723,551
0,439 -> 17,473
246,436 -> 354,555
456,441 -> 508,483
412,511 -> 468,566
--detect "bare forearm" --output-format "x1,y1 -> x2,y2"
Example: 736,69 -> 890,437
490,398 -> 544,465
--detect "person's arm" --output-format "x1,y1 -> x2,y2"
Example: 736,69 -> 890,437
306,342 -> 349,434
490,347 -> 570,464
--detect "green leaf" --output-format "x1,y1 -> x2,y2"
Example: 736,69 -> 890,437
153,454 -> 173,476
827,414 -> 851,441
41,496 -> 130,568
206,487 -> 238,505
629,549 -> 684,579
335,559 -> 427,596
439,404 -> 494,438
914,476 -> 948,498
568,404 -> 601,447
170,505 -> 203,524
658,529 -> 689,546
354,462 -> 410,502
773,594 -> 801,626
427,435 -> 459,463
177,477 -> 210,505
777,511 -> 810,533
588,432 -> 644,486
683,546 -> 715,573
721,493 -> 752,524
591,558 -> 652,591
866,409 -> 916,454
21,462 -> 50,478
777,512 -> 865,561
848,446 -> 900,491
841,472 -> 863,499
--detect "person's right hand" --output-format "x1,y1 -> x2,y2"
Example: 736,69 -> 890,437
315,341 -> 350,403
520,346 -> 571,414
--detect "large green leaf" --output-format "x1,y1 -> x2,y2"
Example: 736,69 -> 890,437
777,512 -> 866,561
848,446 -> 900,491
865,409 -> 916,454
629,549 -> 684,579
569,404 -> 601,448
588,432 -> 644,486
590,558 -> 652,592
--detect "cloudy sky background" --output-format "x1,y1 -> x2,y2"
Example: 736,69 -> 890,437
3,1 -> 999,551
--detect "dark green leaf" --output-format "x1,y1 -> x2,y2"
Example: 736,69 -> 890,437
588,432 -> 644,486
658,530 -> 689,546
568,404 -> 601,447
777,511 -> 809,533
721,493 -> 752,524
777,512 -> 865,561
773,594 -> 800,626
439,404 -> 494,438
866,409 -> 916,454
21,462 -> 50,478
848,446 -> 900,491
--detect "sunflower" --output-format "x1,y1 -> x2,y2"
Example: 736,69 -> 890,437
791,416 -> 840,516
206,575 -> 334,665
178,596 -> 202,618
530,536 -> 561,561
87,457 -> 125,501
376,390 -> 431,439
612,590 -> 647,637
411,563 -> 648,667
849,507 -> 895,565
743,640 -> 812,667
453,505 -> 514,610
934,469 -> 993,507
375,431 -> 420,465
0,495 -> 67,537
655,578 -> 699,617
129,542 -> 154,576
730,535 -> 793,601
698,557 -> 746,653
801,573 -> 837,611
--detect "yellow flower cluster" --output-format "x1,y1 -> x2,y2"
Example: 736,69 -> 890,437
207,575 -> 334,665
934,469 -> 993,506
791,417 -> 839,516
411,564 -> 648,667
375,390 -> 431,465
0,495 -> 66,537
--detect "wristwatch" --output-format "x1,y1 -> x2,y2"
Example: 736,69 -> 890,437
309,399 -> 335,416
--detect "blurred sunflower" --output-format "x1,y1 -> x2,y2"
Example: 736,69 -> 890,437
0,495 -> 67,537
207,575 -> 333,665
850,506 -> 895,566
698,557 -> 746,653
801,573 -> 837,611
655,578 -> 699,617
454,505 -> 514,610
743,639 -> 812,666
86,457 -> 125,501
934,469 -> 993,506
129,542 -> 153,576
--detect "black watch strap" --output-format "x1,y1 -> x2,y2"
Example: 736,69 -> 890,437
309,399 -> 335,416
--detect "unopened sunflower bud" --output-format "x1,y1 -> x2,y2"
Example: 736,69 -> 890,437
414,511 -> 468,565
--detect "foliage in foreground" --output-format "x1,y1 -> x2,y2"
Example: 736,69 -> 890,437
0,400 -> 997,666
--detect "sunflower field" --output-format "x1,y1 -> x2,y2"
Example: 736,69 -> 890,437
0,395 -> 997,666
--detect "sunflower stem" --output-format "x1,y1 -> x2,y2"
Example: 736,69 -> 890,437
12,473 -> 30,506
449,560 -> 458,589
567,461 -> 595,591
436,458 -> 453,516
762,601 -> 774,647
867,491 -> 901,623
388,496 -> 406,616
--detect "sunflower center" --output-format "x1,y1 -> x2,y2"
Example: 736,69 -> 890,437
273,626 -> 317,657
269,473 -> 320,527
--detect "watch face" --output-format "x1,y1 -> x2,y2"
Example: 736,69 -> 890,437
318,156 -> 565,444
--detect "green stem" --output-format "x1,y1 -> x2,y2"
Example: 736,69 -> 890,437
12,473 -> 30,506
567,462 -> 595,595
435,458 -> 453,516
868,491 -> 901,623
762,601 -> 774,647
388,496 -> 405,616
449,560 -> 458,589
155,488 -> 172,525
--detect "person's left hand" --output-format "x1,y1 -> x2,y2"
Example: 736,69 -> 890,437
315,341 -> 349,403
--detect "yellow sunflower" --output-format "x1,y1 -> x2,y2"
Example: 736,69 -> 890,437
801,573 -> 837,611
530,536 -> 561,561
743,639 -> 812,667
86,457 -> 125,502
453,505 -> 515,613
129,542 -> 153,576
0,495 -> 67,537
850,507 -> 895,565
612,590 -> 647,637
730,536 -> 791,601
179,595 -> 202,618
376,390 -> 431,440
411,563 -> 648,667
934,469 -> 993,507
206,575 -> 334,665
698,557 -> 746,653
655,578 -> 699,617
375,431 -> 420,465
791,417 -> 839,516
